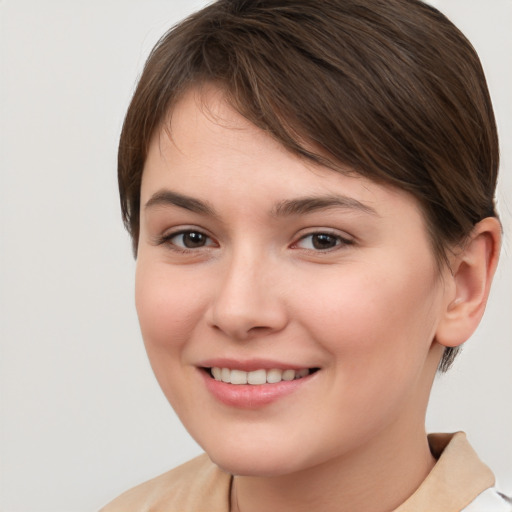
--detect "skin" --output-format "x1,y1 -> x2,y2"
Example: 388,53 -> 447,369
135,86 -> 500,512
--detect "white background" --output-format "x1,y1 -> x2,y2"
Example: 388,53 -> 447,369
0,1 -> 510,510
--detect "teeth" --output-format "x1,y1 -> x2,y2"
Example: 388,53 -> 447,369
210,367 -> 311,385
266,368 -> 282,383
221,367 -> 231,383
230,369 -> 248,385
282,369 -> 295,381
247,369 -> 266,385
296,368 -> 309,379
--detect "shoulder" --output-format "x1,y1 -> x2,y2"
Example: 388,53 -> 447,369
462,487 -> 512,511
99,453 -> 232,512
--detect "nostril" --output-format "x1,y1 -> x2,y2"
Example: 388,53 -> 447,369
248,326 -> 272,333
206,282 -> 289,340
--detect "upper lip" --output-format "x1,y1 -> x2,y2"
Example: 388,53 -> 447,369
197,358 -> 317,372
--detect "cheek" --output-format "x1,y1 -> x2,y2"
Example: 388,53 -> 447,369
134,262 -> 207,367
134,261 -> 216,420
296,260 -> 441,371
296,265 -> 442,438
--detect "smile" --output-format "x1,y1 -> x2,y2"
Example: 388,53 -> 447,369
201,365 -> 319,408
209,367 -> 314,385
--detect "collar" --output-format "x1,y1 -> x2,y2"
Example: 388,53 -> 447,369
394,432 -> 495,512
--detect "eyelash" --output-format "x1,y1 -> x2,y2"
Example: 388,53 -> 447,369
157,228 -> 354,255
156,229 -> 217,253
293,232 -> 354,252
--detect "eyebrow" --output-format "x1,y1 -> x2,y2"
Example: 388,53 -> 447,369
272,195 -> 378,217
145,190 -> 217,216
144,190 -> 378,218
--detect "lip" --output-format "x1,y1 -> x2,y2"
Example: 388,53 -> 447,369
197,359 -> 319,409
198,358 -> 310,372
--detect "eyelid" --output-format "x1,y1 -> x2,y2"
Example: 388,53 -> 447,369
155,226 -> 218,251
291,229 -> 354,251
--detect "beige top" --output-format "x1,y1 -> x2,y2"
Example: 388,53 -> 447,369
100,432 -> 499,512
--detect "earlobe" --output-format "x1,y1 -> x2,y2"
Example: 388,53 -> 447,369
435,217 -> 501,348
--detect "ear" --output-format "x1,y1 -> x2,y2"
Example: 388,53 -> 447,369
436,217 -> 501,348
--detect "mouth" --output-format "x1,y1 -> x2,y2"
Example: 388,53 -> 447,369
199,363 -> 320,408
204,367 -> 320,385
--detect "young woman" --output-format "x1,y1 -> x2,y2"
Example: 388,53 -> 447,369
101,0 -> 510,510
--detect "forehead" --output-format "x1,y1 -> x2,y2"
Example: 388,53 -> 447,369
142,86 -> 424,225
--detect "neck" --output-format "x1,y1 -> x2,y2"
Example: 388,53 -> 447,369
231,423 -> 436,512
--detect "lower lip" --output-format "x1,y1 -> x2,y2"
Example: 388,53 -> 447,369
200,370 -> 315,409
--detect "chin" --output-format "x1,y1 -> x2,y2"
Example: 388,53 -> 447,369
210,454 -> 298,477
202,440 -> 318,477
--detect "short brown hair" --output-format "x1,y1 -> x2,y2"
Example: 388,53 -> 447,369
118,0 -> 499,371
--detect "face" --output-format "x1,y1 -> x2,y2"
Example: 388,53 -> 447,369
136,86 -> 449,477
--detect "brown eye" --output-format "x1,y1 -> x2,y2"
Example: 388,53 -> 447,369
310,234 -> 339,250
295,232 -> 352,251
168,231 -> 214,249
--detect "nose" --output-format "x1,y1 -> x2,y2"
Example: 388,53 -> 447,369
206,251 -> 288,341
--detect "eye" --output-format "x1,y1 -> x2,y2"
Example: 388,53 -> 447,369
294,232 -> 351,251
163,230 -> 216,250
